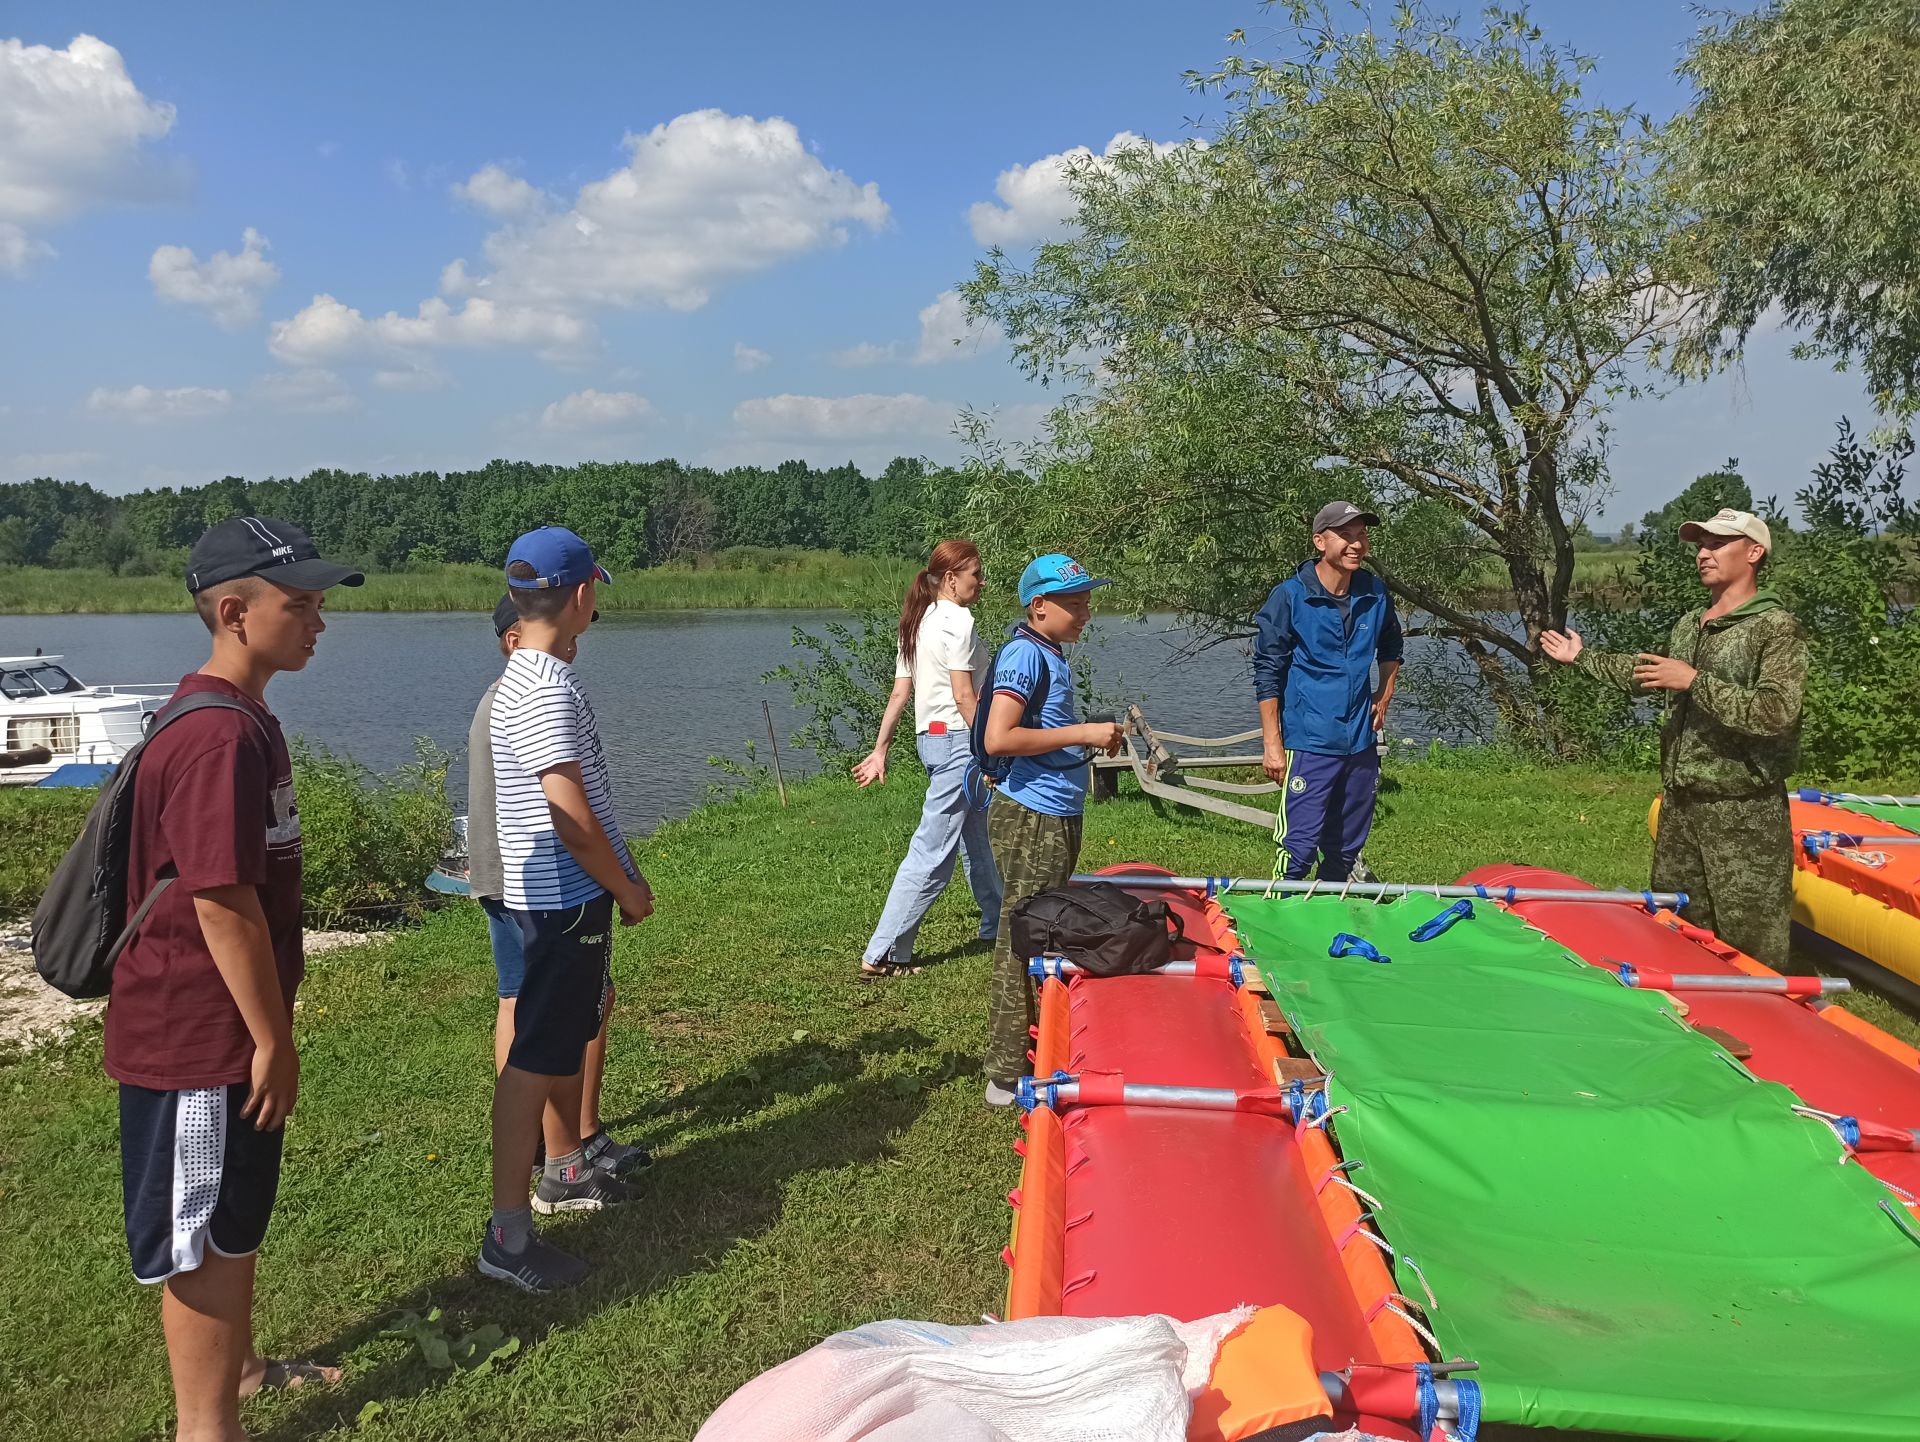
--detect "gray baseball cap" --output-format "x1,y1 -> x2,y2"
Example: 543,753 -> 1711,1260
1312,500 -> 1382,533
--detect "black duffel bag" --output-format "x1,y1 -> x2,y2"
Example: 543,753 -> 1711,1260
1010,881 -> 1186,977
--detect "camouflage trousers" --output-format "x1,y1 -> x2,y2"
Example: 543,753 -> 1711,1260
984,795 -> 1083,1084
1653,789 -> 1795,970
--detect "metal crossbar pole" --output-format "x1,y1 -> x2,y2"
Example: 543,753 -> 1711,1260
1072,873 -> 1690,911
1802,831 -> 1920,849
1611,965 -> 1851,995
1016,1071 -> 1328,1119
1027,955 -> 1246,985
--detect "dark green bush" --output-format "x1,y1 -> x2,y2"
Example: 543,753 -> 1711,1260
0,742 -> 453,926
290,739 -> 453,927
0,786 -> 97,916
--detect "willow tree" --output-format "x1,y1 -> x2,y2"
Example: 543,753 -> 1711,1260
1671,0 -> 1920,415
960,4 -> 1685,742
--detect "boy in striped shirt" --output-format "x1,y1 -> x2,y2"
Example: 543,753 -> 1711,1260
479,527 -> 655,1292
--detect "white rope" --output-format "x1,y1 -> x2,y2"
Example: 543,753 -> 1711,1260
1380,1299 -> 1445,1353
1326,1173 -> 1386,1211
1338,871 -> 1356,903
1346,1223 -> 1394,1256
1307,1103 -> 1349,1129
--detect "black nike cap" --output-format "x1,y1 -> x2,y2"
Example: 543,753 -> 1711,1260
186,517 -> 365,596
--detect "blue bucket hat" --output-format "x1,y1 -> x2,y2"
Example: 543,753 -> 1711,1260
1018,552 -> 1112,606
506,526 -> 612,590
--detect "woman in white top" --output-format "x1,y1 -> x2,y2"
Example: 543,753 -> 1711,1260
853,538 -> 1003,977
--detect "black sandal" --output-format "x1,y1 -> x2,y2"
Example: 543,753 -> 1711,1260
859,959 -> 923,979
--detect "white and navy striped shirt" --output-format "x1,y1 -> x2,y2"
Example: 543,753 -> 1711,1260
489,647 -> 635,910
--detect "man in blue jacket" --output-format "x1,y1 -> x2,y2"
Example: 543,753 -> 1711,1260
1253,501 -> 1404,881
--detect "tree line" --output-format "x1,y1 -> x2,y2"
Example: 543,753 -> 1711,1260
0,456 -> 943,575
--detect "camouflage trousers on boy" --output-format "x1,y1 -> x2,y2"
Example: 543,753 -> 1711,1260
984,795 -> 1083,1084
1654,788 -> 1795,969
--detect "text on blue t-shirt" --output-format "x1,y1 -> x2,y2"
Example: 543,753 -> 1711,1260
991,630 -> 1087,817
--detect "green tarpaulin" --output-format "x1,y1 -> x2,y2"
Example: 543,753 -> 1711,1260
1828,801 -> 1920,836
1225,893 -> 1920,1441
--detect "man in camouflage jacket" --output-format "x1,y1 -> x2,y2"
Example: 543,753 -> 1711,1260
1542,508 -> 1809,966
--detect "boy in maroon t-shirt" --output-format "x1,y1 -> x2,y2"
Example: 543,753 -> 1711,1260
108,518 -> 360,1439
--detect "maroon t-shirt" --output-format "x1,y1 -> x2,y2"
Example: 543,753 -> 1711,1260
103,673 -> 305,1090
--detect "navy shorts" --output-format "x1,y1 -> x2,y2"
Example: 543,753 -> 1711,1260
480,896 -> 526,998
121,1081 -> 284,1284
506,891 -> 613,1076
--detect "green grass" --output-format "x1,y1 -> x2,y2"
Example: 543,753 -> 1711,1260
0,549 -> 918,615
1,758 -> 1915,1441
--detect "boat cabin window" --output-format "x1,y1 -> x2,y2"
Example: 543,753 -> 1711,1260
0,663 -> 85,699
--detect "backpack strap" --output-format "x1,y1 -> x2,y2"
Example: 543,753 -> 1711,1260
110,693 -> 268,966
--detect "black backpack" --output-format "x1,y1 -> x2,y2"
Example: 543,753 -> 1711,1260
32,692 -> 259,1000
1010,881 -> 1187,978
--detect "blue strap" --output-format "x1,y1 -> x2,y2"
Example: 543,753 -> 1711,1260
1455,1376 -> 1483,1441
1473,884 -> 1489,899
1641,890 -> 1656,912
1228,955 -> 1245,987
1409,898 -> 1473,942
1286,1078 -> 1328,1124
1414,1363 -> 1438,1439
1614,963 -> 1639,988
1840,1115 -> 1862,1149
1674,890 -> 1690,912
1329,933 -> 1391,964
1796,786 -> 1825,803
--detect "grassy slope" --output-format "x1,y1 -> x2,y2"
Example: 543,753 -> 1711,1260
0,552 -> 917,615
1,759 -> 1913,1441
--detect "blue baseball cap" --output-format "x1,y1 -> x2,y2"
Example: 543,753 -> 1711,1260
1018,553 -> 1112,606
505,526 -> 611,590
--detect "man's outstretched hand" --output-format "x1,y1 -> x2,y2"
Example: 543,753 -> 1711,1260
1633,653 -> 1698,691
1539,628 -> 1583,664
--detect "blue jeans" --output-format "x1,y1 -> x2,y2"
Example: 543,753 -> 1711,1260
479,896 -> 526,998
863,730 -> 1003,966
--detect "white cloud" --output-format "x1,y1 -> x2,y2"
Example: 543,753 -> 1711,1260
372,363 -> 449,391
253,367 -> 354,414
733,392 -> 960,440
452,163 -> 546,219
968,132 -> 1194,247
149,227 -> 280,329
385,158 -> 411,191
733,341 -> 771,372
835,289 -> 1001,369
0,34 -> 179,275
268,292 -> 593,365
540,388 -> 652,430
86,384 -> 232,420
3,449 -> 100,481
443,109 -> 889,313
831,341 -> 898,368
268,111 -> 885,372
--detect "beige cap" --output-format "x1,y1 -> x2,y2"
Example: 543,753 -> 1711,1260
1679,507 -> 1771,554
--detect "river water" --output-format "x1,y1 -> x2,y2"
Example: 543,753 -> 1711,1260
0,611 -> 1454,835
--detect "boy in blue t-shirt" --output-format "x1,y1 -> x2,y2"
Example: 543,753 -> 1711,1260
980,554 -> 1124,1104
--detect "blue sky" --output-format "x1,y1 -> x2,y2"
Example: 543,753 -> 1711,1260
0,1 -> 1880,526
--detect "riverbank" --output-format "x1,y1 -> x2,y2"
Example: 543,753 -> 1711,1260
4,756 -> 1915,1440
0,549 -> 917,614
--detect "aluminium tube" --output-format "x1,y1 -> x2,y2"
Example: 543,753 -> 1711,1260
1072,873 -> 1690,910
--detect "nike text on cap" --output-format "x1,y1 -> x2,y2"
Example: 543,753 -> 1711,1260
1018,552 -> 1114,606
506,526 -> 613,590
1312,500 -> 1383,534
186,517 -> 365,595
1678,507 -> 1772,554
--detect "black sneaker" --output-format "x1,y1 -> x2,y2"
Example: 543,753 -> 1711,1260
583,1129 -> 652,1177
532,1167 -> 638,1214
478,1228 -> 589,1293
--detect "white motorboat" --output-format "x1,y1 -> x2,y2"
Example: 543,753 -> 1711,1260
0,655 -> 170,785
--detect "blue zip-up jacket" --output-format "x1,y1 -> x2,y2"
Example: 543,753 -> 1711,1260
1252,561 -> 1404,756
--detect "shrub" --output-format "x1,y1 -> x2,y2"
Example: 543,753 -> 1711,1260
0,786 -> 96,916
0,742 -> 454,926
291,739 -> 454,927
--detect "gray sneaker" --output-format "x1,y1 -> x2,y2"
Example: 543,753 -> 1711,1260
984,1080 -> 1017,1108
583,1128 -> 652,1177
478,1227 -> 589,1293
533,1167 -> 638,1215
